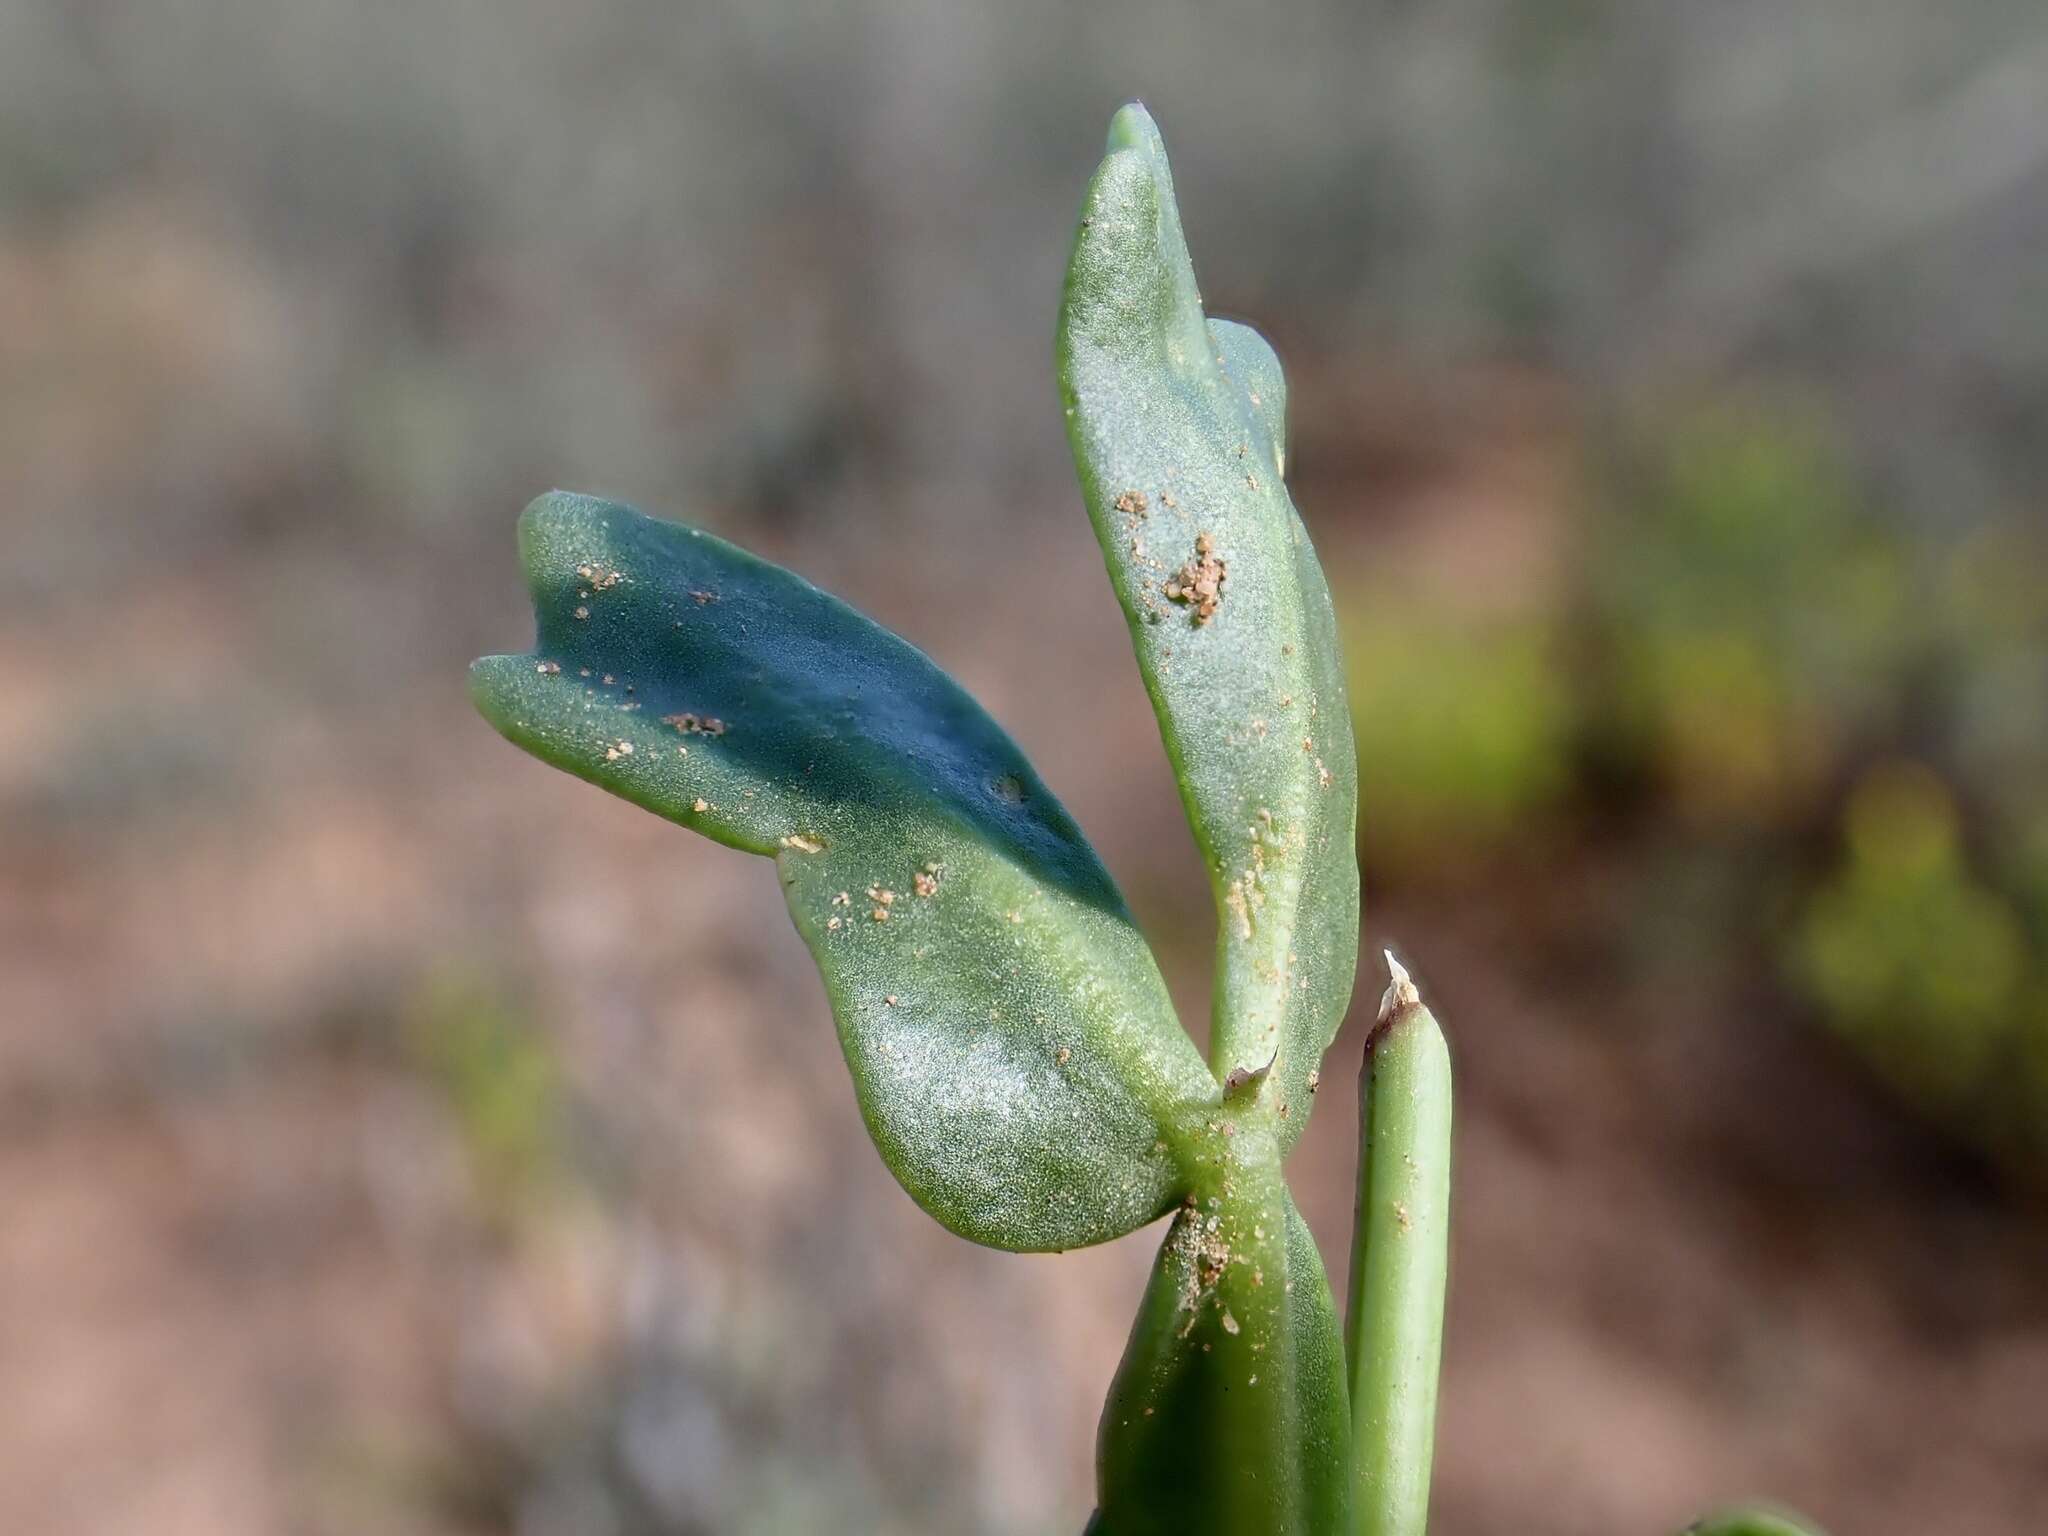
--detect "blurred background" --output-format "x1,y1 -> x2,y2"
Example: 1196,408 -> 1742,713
3,3 -> 2046,1533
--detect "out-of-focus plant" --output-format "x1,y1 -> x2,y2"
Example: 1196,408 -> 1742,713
1566,404 -> 2048,1178
470,105 -> 1820,1535
1798,764 -> 2048,1173
1344,605 -> 1572,874
405,969 -> 571,1214
1584,400 -> 1910,825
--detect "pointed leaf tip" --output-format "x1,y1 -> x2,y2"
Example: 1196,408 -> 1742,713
1059,108 -> 1359,1149
1378,951 -> 1420,1023
1106,101 -> 1160,155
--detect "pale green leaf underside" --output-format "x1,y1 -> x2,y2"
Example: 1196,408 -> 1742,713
471,493 -> 1220,1250
1058,104 -> 1360,1148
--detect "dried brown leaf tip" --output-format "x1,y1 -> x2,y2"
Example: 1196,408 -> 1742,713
1162,532 -> 1226,624
1114,488 -> 1149,516
1377,951 -> 1421,1024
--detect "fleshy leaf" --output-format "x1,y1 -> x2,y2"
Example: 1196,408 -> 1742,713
1090,1169 -> 1351,1535
470,492 -> 1220,1250
1347,958 -> 1452,1536
1058,103 -> 1359,1148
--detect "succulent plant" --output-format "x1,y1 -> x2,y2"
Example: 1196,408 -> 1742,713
472,102 -> 1822,1536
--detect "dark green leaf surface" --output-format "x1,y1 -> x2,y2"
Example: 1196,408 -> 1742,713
471,492 -> 1221,1250
1091,1146 -> 1351,1536
1059,104 -> 1359,1148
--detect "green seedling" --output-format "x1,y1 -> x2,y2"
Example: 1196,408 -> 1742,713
472,103 -> 1824,1536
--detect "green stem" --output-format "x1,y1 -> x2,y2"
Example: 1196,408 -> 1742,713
1345,953 -> 1452,1536
1091,1120 -> 1352,1535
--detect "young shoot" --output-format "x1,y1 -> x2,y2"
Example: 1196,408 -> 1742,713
472,102 -> 1827,1536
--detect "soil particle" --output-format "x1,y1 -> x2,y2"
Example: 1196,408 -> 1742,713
1224,881 -> 1251,938
663,713 -> 726,737
536,660 -> 561,675
1167,1208 -> 1235,1337
1163,533 -> 1226,624
1114,489 -> 1149,516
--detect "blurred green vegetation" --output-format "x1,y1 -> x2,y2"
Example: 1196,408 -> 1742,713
1350,397 -> 2048,1178
1796,763 -> 2046,1169
1345,607 -> 1573,872
405,969 -> 573,1216
1585,400 -> 1913,827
